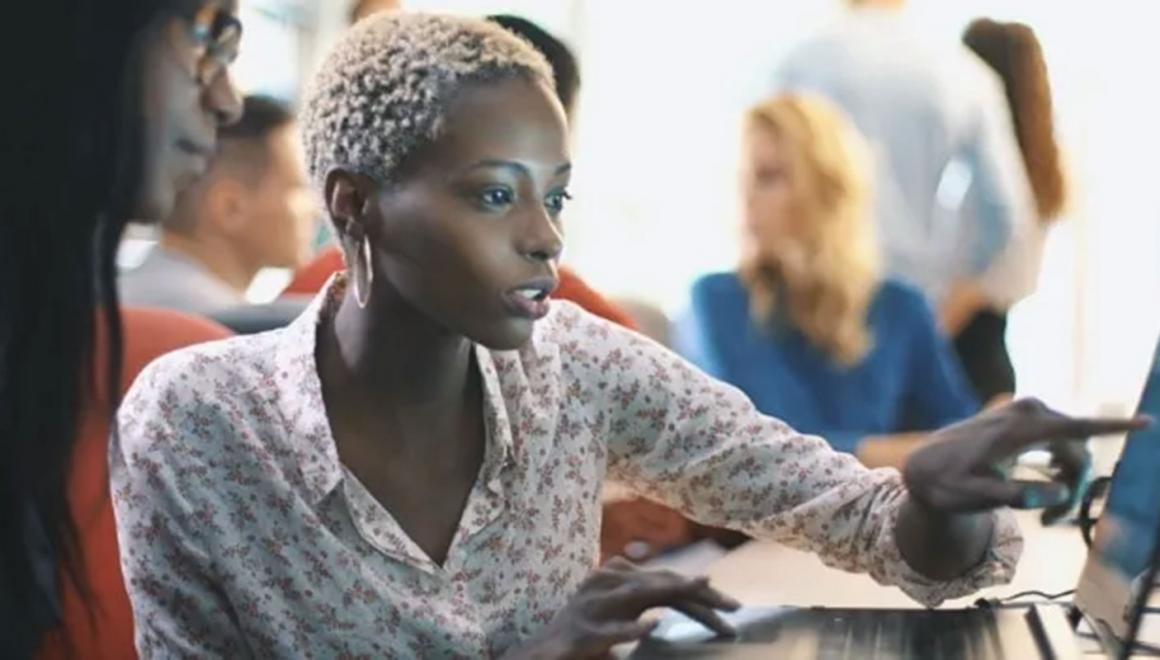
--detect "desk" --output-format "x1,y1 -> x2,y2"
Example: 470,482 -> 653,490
704,510 -> 1084,609
628,509 -> 1160,656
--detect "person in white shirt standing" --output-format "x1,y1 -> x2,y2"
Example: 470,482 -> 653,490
774,0 -> 1037,323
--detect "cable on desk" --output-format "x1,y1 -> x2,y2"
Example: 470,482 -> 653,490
973,588 -> 1075,610
999,589 -> 1076,602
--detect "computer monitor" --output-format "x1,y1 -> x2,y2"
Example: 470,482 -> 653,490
1074,337 -> 1160,658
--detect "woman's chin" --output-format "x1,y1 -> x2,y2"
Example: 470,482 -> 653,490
133,177 -> 176,223
472,319 -> 536,352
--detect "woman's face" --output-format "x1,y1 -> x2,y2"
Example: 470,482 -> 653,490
137,0 -> 244,220
354,76 -> 571,350
741,124 -> 799,256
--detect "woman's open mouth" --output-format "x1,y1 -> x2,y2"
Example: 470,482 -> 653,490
503,280 -> 556,320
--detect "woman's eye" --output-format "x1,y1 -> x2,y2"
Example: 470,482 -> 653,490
545,189 -> 573,213
478,187 -> 514,208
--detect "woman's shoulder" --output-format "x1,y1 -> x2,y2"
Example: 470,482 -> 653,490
691,271 -> 747,300
519,298 -> 704,396
114,328 -> 300,483
873,278 -> 933,314
869,278 -> 940,332
122,328 -> 285,412
534,298 -> 629,348
521,298 -> 667,371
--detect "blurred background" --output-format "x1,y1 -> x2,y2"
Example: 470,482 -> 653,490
163,0 -> 1160,422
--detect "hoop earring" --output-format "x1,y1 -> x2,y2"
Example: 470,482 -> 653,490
353,235 -> 374,309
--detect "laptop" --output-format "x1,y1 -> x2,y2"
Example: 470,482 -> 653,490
631,336 -> 1160,660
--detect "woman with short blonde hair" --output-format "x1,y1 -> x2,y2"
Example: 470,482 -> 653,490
679,92 -> 979,460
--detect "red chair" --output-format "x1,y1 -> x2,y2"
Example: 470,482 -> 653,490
37,308 -> 232,660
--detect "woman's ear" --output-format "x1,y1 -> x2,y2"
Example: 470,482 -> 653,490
324,169 -> 375,241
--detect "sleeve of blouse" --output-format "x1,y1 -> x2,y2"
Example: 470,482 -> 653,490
108,356 -> 250,658
581,311 -> 1022,607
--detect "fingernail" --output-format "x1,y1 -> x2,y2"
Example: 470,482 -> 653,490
722,595 -> 742,610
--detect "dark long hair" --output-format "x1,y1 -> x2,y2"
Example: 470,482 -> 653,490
0,1 -> 186,655
964,19 -> 1067,222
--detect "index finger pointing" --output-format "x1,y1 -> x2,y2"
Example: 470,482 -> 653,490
1039,414 -> 1151,442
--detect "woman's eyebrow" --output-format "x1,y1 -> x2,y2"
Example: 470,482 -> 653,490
462,159 -> 572,177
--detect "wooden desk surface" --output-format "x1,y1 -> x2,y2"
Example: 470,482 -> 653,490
704,510 -> 1085,609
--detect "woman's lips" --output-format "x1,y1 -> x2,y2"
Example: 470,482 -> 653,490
503,290 -> 552,320
503,278 -> 557,320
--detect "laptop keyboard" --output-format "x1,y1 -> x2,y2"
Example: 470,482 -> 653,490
630,606 -> 1030,659
815,608 -> 1002,660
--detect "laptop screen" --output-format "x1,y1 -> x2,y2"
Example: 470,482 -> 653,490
1074,338 -> 1160,656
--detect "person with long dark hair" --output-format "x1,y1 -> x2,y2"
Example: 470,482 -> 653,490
1,1 -> 243,657
943,19 -> 1068,403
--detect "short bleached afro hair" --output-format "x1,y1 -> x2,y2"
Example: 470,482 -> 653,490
301,12 -> 554,191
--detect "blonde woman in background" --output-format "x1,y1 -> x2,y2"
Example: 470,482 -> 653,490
677,93 -> 979,467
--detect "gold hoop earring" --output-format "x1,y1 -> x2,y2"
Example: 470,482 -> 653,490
353,235 -> 373,309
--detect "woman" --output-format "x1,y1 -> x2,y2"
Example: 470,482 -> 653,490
278,9 -> 680,564
1,1 -> 242,657
945,19 -> 1068,403
677,94 -> 978,464
110,13 -> 1139,658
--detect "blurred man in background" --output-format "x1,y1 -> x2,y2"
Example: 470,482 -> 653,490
120,95 -> 316,318
775,0 -> 1035,316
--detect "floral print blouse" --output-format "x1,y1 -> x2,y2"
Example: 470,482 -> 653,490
110,276 -> 1021,658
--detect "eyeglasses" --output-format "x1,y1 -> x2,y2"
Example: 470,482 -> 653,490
187,3 -> 243,86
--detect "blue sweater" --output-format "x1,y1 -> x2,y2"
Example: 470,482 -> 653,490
675,273 -> 979,453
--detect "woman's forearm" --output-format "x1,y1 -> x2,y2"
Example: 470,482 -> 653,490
939,281 -> 990,336
894,495 -> 994,581
856,432 -> 927,469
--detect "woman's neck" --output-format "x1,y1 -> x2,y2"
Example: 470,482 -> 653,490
159,230 -> 256,295
323,283 -> 474,412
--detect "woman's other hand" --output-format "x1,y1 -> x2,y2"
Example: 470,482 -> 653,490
505,558 -> 740,659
